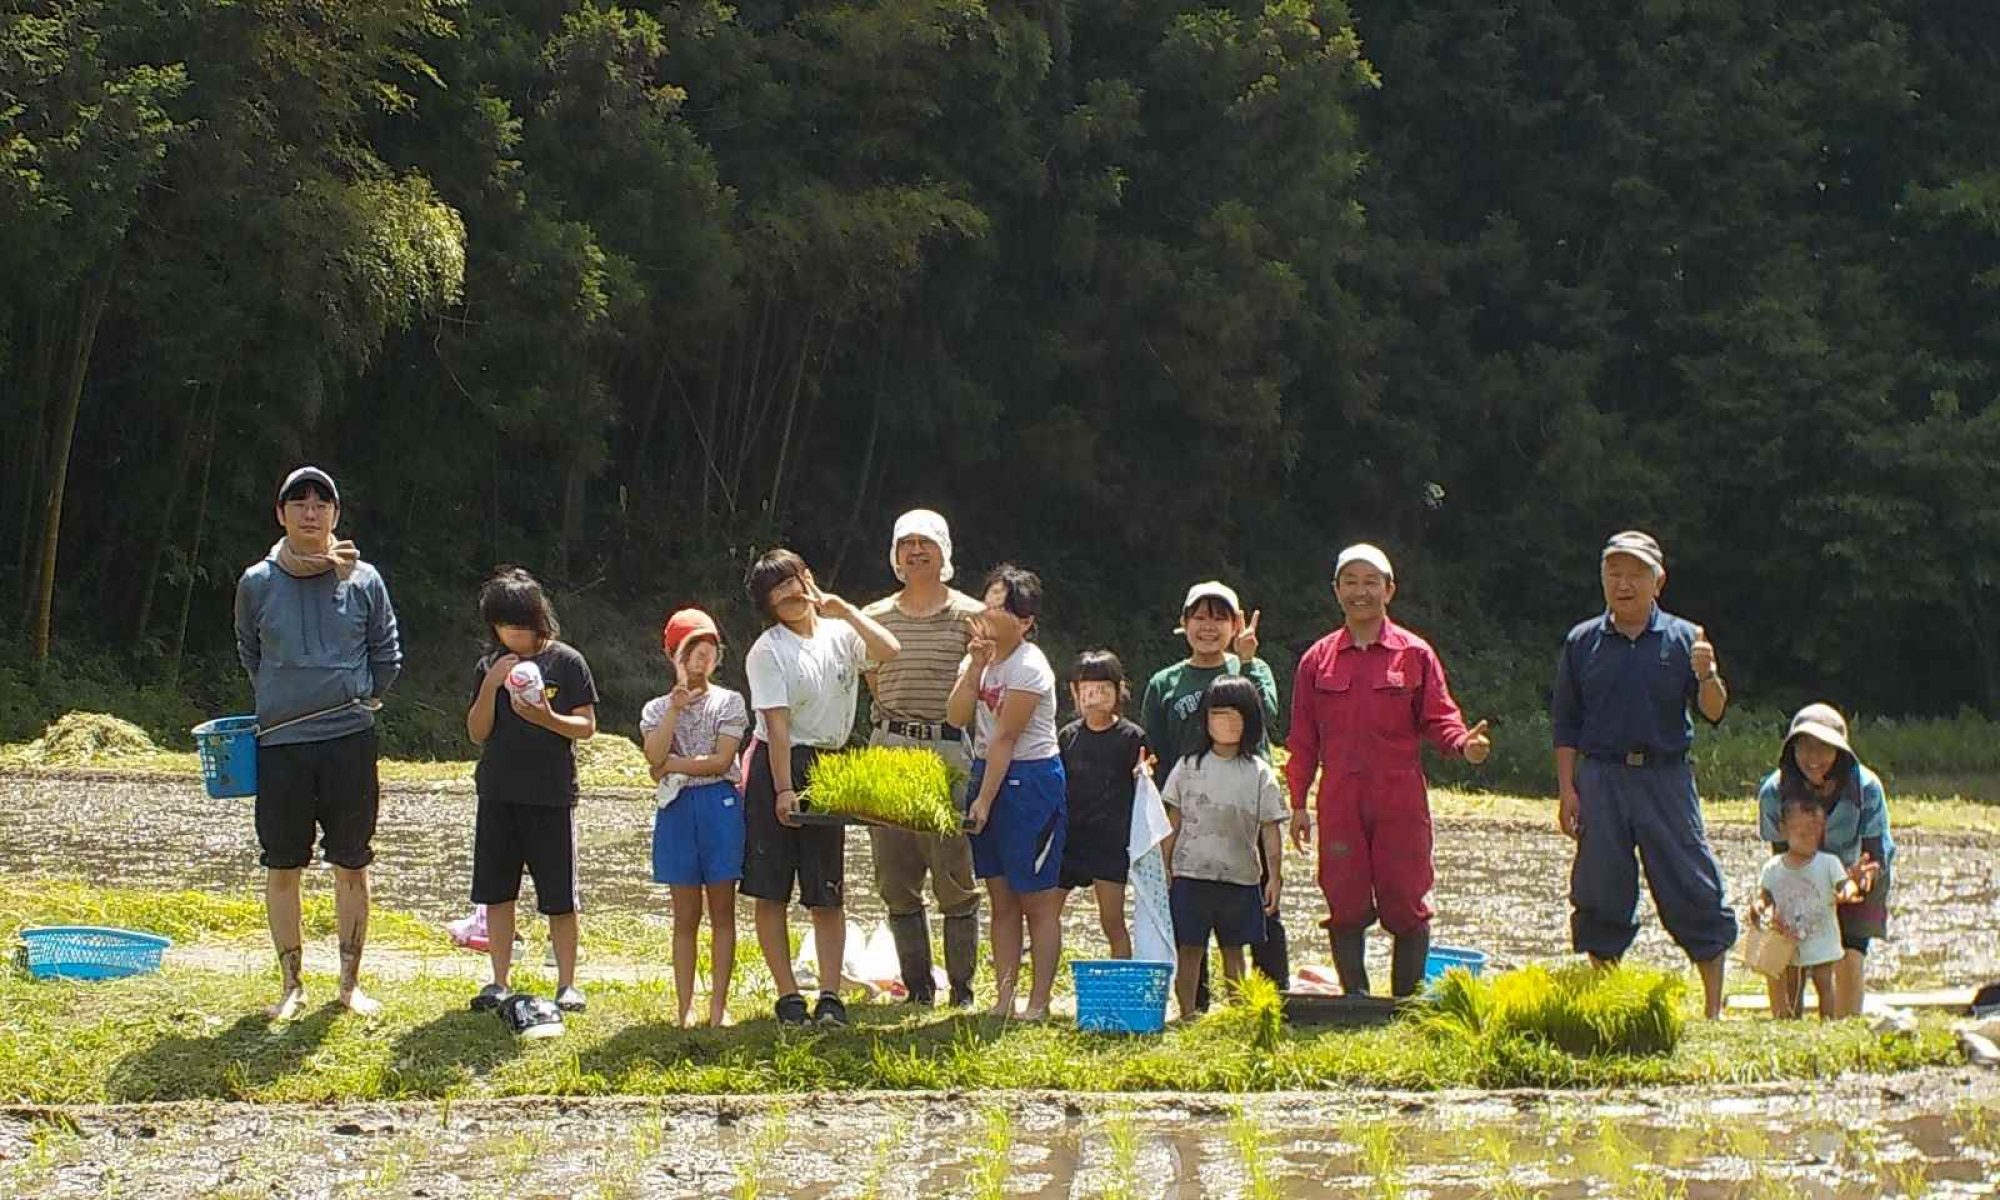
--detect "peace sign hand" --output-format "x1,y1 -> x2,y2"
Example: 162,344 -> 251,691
1462,719 -> 1493,765
964,616 -> 996,670
1232,609 -> 1262,661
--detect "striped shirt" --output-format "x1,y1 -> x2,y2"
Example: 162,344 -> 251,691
863,589 -> 985,724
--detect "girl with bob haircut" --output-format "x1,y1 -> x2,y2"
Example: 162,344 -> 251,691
948,563 -> 1067,1019
1160,674 -> 1288,1018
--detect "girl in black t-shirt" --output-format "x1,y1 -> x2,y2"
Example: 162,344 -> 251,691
1057,650 -> 1150,958
465,567 -> 600,1018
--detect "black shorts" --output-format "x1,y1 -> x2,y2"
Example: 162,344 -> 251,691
741,742 -> 845,909
1059,825 -> 1130,890
255,729 -> 380,870
471,795 -> 579,915
1171,877 -> 1266,949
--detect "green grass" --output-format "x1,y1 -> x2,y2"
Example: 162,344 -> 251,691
0,876 -> 687,965
0,958 -> 1963,1105
800,745 -> 964,834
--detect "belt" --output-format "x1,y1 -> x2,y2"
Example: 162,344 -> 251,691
879,719 -> 962,743
1585,750 -> 1687,768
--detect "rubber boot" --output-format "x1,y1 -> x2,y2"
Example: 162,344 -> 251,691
942,911 -> 979,1007
1252,910 -> 1291,990
1331,928 -> 1370,997
889,910 -> 935,1006
1389,926 -> 1432,999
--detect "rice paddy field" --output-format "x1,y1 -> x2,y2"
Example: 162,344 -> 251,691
2,729 -> 1997,1197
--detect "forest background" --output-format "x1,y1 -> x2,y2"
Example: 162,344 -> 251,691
5,0 -> 1998,795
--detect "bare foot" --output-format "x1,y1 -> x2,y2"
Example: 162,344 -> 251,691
266,986 -> 309,1022
1018,1004 -> 1049,1022
337,987 -> 382,1017
987,999 -> 1017,1020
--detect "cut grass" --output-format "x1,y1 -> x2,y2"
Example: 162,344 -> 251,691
0,960 -> 1963,1105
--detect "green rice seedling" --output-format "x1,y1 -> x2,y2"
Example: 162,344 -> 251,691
801,745 -> 964,833
855,1118 -> 909,1200
1095,1109 -> 1142,1200
1422,963 -> 1684,1058
1352,1122 -> 1405,1200
1885,1156 -> 1929,1199
1230,1108 -> 1282,1200
968,1105 -> 1016,1200
730,1105 -> 789,1200
1951,1100 -> 2000,1155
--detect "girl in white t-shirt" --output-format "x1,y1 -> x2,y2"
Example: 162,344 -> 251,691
946,563 -> 1067,1020
740,548 -> 902,1028
1754,795 -> 1877,1020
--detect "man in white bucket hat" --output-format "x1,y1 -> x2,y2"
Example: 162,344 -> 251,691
859,509 -> 984,1006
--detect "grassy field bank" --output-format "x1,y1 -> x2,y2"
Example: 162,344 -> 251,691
0,880 -> 1966,1104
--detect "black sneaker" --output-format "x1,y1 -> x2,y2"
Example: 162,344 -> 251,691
555,985 -> 586,1013
814,993 -> 848,1027
498,994 -> 565,1039
775,993 -> 810,1027
948,982 -> 976,1008
470,983 -> 511,1012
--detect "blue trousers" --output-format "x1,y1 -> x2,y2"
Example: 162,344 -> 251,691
1569,758 -> 1738,962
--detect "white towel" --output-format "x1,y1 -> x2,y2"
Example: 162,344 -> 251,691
655,773 -> 691,810
1127,763 -> 1177,975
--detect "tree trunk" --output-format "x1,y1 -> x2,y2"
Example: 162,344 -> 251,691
166,391 -> 219,688
29,259 -> 117,663
133,384 -> 207,643
764,310 -> 821,523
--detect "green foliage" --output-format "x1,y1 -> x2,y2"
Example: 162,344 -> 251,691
2,0 -> 1999,754
1423,963 -> 1686,1059
802,745 -> 964,834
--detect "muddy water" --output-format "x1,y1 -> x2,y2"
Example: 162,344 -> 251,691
3,775 -> 1995,987
3,1072 -> 1996,1198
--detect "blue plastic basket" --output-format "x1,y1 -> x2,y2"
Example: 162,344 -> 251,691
193,715 -> 259,798
1424,945 -> 1489,984
19,926 -> 172,980
1072,959 -> 1174,1034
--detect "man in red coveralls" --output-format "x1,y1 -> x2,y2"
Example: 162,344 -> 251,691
1285,543 -> 1493,997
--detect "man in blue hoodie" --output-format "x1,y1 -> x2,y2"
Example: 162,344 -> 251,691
235,466 -> 402,1018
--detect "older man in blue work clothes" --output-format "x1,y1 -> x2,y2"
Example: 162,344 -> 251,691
1552,530 -> 1736,1018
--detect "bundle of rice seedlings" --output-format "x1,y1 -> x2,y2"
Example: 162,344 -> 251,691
802,745 -> 963,834
1421,962 -> 1684,1057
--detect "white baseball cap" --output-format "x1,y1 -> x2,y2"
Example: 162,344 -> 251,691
1180,580 -> 1241,615
1334,543 -> 1394,580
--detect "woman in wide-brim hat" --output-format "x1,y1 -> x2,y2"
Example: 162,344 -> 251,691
1756,703 -> 1895,1018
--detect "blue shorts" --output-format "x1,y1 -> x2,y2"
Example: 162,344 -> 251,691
968,756 -> 1066,894
652,780 -> 745,887
1171,877 -> 1267,949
